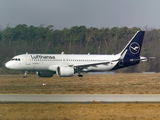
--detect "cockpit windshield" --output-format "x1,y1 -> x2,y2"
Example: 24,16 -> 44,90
11,58 -> 21,61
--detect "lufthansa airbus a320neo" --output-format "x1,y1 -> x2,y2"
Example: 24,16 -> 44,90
5,31 -> 147,77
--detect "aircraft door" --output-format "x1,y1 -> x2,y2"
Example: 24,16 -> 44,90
25,54 -> 31,65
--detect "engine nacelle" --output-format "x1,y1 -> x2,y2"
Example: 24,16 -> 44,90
36,71 -> 55,77
56,66 -> 74,77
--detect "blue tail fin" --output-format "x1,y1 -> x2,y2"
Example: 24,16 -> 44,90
111,31 -> 145,71
119,31 -> 145,58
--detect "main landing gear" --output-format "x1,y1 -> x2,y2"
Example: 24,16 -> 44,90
77,69 -> 83,77
76,69 -> 83,77
77,74 -> 83,77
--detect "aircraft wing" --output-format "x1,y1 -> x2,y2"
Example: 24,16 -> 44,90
73,59 -> 118,68
73,50 -> 127,69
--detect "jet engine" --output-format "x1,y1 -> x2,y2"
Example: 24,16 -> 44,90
56,66 -> 74,77
36,71 -> 55,77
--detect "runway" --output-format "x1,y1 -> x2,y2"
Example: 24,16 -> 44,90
1,94 -> 160,103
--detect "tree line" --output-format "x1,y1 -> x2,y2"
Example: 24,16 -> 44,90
0,24 -> 159,73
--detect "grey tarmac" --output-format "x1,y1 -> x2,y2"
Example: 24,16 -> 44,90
0,94 -> 160,103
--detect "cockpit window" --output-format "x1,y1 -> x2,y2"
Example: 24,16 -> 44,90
11,58 -> 21,61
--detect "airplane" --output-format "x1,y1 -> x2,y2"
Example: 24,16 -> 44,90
5,31 -> 147,77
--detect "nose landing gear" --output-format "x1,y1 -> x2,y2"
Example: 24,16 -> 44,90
23,71 -> 28,78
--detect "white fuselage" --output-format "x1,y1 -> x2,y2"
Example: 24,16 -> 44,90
5,54 -> 120,72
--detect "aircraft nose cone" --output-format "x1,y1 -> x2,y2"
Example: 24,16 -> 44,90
5,62 -> 10,69
5,61 -> 14,69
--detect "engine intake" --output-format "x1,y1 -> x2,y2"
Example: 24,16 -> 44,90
56,66 -> 74,77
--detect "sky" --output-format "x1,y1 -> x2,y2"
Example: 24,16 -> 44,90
0,0 -> 160,29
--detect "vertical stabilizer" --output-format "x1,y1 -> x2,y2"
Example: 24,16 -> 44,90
119,31 -> 145,58
111,31 -> 145,70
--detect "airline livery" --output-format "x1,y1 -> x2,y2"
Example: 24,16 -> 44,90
5,31 -> 147,77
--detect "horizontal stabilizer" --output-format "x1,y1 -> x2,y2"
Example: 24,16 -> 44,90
130,56 -> 148,62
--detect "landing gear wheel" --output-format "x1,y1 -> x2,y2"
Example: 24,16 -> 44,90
78,74 -> 83,77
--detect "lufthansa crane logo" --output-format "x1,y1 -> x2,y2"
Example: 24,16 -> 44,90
129,42 -> 140,54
